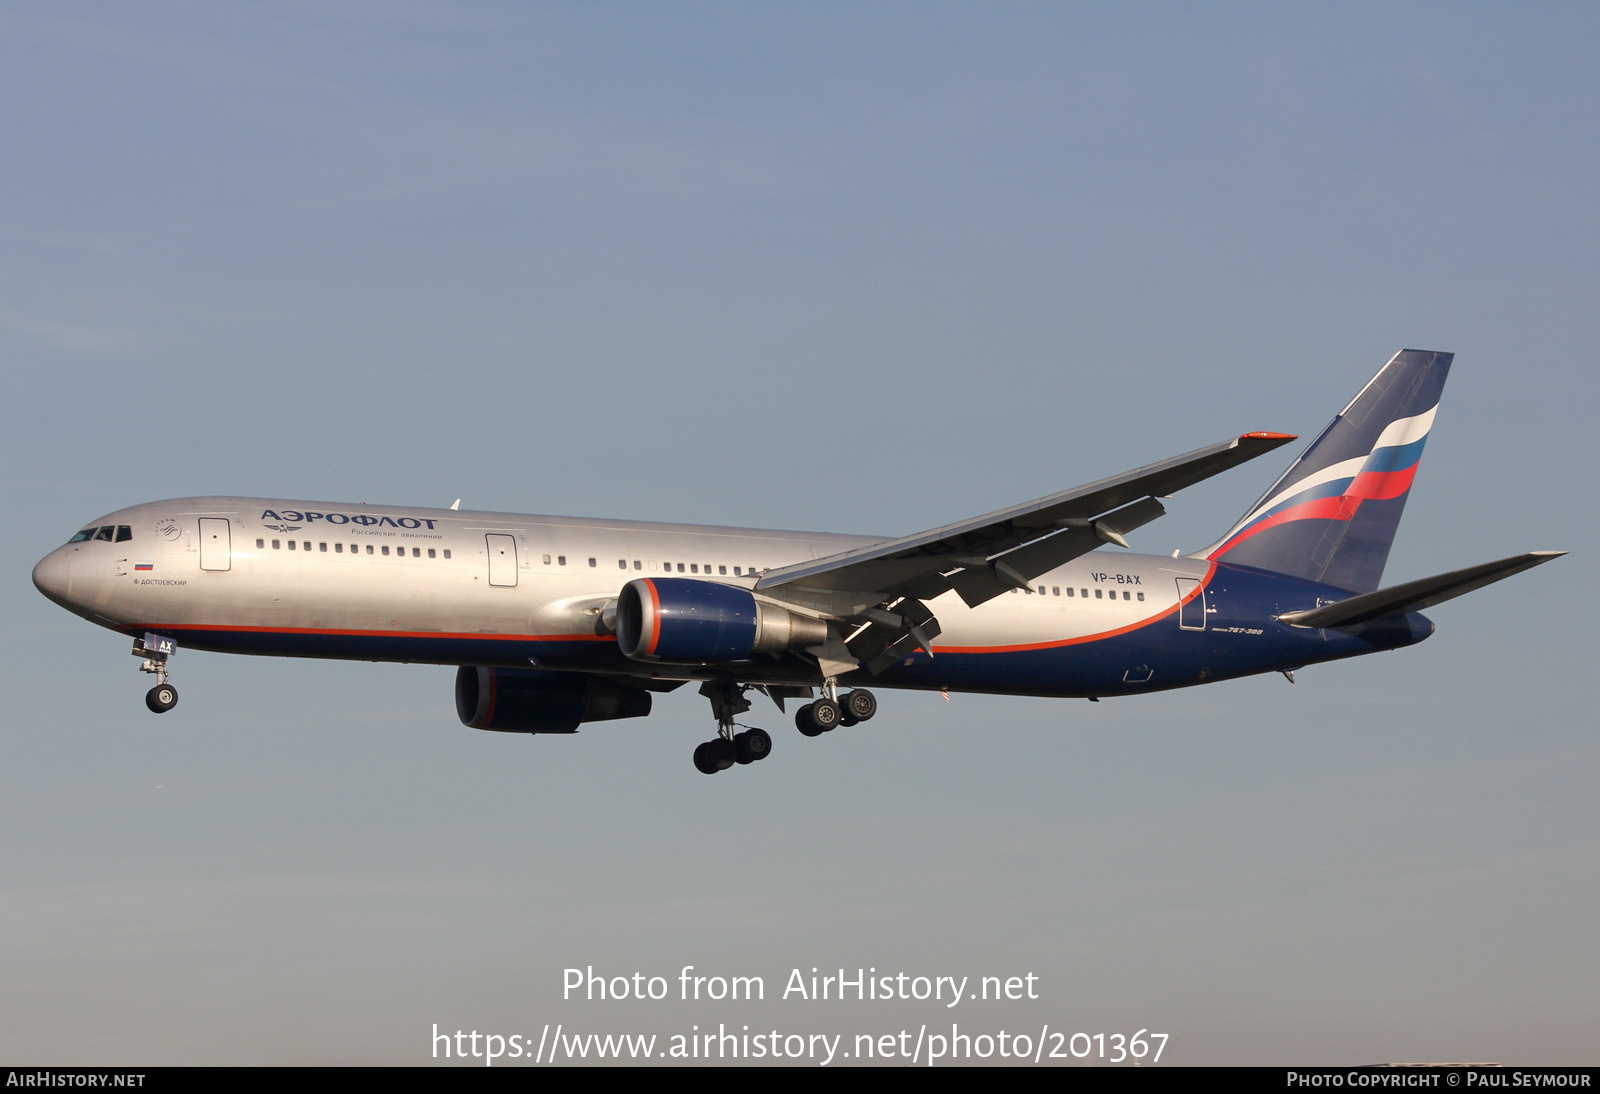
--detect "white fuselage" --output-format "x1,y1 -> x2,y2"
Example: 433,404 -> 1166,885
35,495 -> 1216,692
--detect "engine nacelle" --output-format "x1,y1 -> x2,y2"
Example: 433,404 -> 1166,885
455,666 -> 652,733
615,577 -> 828,663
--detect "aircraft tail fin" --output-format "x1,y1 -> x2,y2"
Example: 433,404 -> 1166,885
1200,349 -> 1453,592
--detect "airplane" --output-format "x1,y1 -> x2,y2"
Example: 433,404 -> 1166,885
32,349 -> 1563,775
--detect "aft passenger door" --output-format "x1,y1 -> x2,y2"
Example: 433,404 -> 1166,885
1175,577 -> 1206,630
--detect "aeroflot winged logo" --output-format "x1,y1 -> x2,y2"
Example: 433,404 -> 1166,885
260,508 -> 442,531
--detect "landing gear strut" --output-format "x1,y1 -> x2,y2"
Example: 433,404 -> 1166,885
133,633 -> 179,714
693,681 -> 773,775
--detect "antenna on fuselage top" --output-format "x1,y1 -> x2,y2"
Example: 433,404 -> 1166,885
450,499 -> 461,510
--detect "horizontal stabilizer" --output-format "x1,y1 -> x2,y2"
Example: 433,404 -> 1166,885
1277,551 -> 1566,629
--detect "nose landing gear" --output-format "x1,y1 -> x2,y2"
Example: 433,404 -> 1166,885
145,682 -> 178,713
133,633 -> 179,714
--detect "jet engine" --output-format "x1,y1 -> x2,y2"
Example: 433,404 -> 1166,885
455,666 -> 652,733
614,577 -> 828,663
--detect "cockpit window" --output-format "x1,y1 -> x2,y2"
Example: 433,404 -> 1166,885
93,526 -> 114,542
116,525 -> 132,542
68,529 -> 97,543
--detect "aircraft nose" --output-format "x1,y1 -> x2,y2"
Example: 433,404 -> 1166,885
32,549 -> 72,606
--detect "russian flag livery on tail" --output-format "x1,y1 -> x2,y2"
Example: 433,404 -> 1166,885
33,349 -> 1564,776
1203,349 -> 1449,593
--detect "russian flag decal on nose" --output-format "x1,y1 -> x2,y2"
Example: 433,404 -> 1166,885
135,562 -> 154,571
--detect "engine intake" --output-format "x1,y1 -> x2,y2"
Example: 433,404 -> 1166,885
615,578 -> 828,663
455,666 -> 652,733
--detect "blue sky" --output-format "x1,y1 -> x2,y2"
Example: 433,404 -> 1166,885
3,2 -> 1595,1065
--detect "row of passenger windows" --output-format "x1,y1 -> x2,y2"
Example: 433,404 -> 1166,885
250,534 -> 1139,598
257,538 -> 452,559
543,554 -> 757,577
1014,585 -> 1145,601
69,525 -> 132,543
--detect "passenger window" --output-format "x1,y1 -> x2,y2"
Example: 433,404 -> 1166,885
320,543 -> 328,552
429,549 -> 437,559
1094,588 -> 1101,599
303,542 -> 310,551
1123,591 -> 1130,600
677,563 -> 685,573
366,545 -> 374,554
1052,586 -> 1060,596
256,538 -> 265,549
543,554 -> 551,565
381,546 -> 389,556
336,543 -> 344,553
558,556 -> 567,566
589,557 -> 597,568
289,540 -> 297,550
618,559 -> 626,570
733,567 -> 741,576
1137,592 -> 1144,601
443,549 -> 451,559
412,547 -> 421,557
272,540 -> 280,550
690,564 -> 699,574
633,560 -> 641,570
719,566 -> 727,575
1066,587 -> 1074,597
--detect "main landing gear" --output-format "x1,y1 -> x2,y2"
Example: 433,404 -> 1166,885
692,728 -> 773,774
794,687 -> 877,737
693,681 -> 773,775
692,680 -> 879,774
133,633 -> 179,713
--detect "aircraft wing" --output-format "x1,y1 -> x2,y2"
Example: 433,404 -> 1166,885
755,432 -> 1296,671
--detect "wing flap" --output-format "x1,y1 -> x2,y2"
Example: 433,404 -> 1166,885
947,496 -> 1168,607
